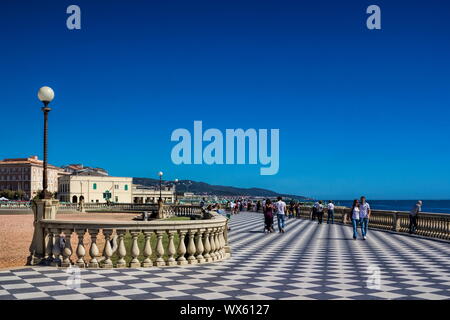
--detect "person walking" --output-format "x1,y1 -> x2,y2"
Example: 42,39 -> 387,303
327,200 -> 335,224
274,196 -> 287,233
314,201 -> 324,224
288,201 -> 295,219
294,202 -> 300,218
351,199 -> 360,240
409,200 -> 422,234
311,201 -> 318,221
359,196 -> 371,240
263,199 -> 275,233
230,201 -> 235,215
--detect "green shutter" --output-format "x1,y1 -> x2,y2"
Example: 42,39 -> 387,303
124,185 -> 128,191
93,183 -> 97,190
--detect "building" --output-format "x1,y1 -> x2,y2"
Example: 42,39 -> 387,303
58,175 -> 132,203
61,164 -> 108,176
132,185 -> 175,203
0,156 -> 63,200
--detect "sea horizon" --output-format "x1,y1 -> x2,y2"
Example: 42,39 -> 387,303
318,199 -> 450,214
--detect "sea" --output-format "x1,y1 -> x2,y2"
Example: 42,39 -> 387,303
328,200 -> 450,214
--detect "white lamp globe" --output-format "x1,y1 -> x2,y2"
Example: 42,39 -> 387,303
175,179 -> 179,183
38,86 -> 55,103
158,171 -> 163,177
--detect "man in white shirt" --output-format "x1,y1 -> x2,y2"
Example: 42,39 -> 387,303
409,200 -> 422,234
359,196 -> 371,240
314,201 -> 324,224
274,196 -> 287,233
327,201 -> 335,224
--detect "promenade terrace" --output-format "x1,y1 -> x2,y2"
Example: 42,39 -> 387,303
0,207 -> 449,300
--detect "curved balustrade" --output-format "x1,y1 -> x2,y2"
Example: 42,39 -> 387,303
57,202 -> 202,218
35,211 -> 230,268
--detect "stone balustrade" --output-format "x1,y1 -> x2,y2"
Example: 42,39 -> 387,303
57,203 -> 80,211
162,204 -> 204,218
295,206 -> 450,240
57,202 -> 203,219
30,211 -> 230,268
0,201 -> 31,209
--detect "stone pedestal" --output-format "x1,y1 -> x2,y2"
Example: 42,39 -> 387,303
27,199 -> 59,265
156,199 -> 165,219
79,199 -> 85,213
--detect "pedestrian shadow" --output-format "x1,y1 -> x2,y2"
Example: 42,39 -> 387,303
319,237 -> 354,241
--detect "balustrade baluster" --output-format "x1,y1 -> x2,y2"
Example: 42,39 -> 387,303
219,227 -> 226,258
196,229 -> 205,263
203,229 -> 212,262
130,231 -> 141,267
142,231 -> 153,267
61,229 -> 73,267
167,231 -> 177,266
102,230 -> 113,268
51,228 -> 62,267
116,230 -> 127,268
214,228 -> 221,259
155,231 -> 165,266
76,229 -> 86,268
44,228 -> 53,264
177,230 -> 188,265
88,229 -> 100,268
209,228 -> 217,261
187,230 -> 197,264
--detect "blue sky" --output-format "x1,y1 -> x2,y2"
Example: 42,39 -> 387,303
1,0 -> 449,199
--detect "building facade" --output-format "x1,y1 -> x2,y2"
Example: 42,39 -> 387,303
58,175 -> 133,203
0,156 -> 62,200
61,164 -> 108,176
132,185 -> 175,204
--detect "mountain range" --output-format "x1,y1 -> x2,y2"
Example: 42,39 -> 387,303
133,178 -> 309,200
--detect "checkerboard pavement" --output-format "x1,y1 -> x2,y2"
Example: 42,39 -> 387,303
1,212 -> 450,300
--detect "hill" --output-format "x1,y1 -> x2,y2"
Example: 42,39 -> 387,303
132,178 -> 309,200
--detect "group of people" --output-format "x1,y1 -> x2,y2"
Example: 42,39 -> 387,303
224,196 -> 424,239
262,196 -> 288,233
348,197 -> 371,240
311,200 -> 336,224
262,196 -> 424,240
227,199 -> 260,214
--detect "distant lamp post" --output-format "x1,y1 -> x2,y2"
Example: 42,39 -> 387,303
184,180 -> 192,193
158,171 -> 163,201
37,86 -> 55,200
174,179 -> 179,203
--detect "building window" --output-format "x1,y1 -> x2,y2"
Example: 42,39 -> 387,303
93,183 -> 97,190
115,196 -> 118,202
124,184 -> 128,191
115,184 -> 119,189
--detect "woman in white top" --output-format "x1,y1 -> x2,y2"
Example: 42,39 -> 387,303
351,199 -> 360,240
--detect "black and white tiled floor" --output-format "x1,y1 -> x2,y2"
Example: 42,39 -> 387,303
1,212 -> 450,300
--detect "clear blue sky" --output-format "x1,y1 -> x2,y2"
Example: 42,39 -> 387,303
1,0 -> 449,199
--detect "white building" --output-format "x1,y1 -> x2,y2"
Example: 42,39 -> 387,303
58,175 -> 132,203
132,185 -> 175,204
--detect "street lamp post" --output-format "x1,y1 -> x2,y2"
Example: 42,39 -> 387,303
174,179 -> 179,203
183,181 -> 193,204
37,86 -> 55,200
158,171 -> 163,202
